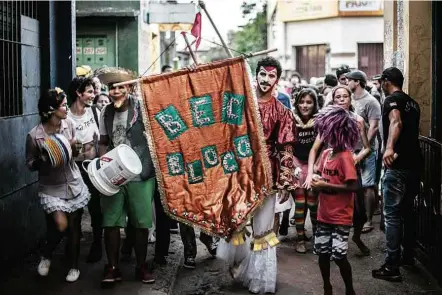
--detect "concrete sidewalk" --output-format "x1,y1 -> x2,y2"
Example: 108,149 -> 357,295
0,210 -> 183,295
172,215 -> 442,295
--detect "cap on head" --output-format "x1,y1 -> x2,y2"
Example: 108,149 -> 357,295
381,67 -> 404,88
345,70 -> 367,83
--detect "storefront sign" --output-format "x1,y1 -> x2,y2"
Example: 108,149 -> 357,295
277,0 -> 339,22
339,0 -> 383,16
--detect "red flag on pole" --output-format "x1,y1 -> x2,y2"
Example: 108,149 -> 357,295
190,12 -> 202,51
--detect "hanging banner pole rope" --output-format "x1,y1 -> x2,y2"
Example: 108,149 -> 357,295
181,32 -> 199,65
112,48 -> 278,88
198,0 -> 233,58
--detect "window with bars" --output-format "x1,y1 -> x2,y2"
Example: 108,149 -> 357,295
0,1 -> 38,118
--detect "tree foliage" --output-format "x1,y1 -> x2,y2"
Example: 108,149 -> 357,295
229,0 -> 267,72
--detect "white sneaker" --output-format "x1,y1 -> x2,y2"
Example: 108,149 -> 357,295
148,233 -> 156,243
37,258 -> 51,276
66,269 -> 80,282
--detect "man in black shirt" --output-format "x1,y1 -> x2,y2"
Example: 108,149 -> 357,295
372,67 -> 421,282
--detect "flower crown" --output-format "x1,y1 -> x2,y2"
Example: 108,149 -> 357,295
41,87 -> 65,118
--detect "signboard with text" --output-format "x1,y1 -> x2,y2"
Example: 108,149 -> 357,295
339,0 -> 383,16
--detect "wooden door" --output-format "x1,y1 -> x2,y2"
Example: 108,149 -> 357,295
295,44 -> 326,82
358,43 -> 383,79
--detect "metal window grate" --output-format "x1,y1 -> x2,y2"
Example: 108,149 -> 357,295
0,1 -> 38,118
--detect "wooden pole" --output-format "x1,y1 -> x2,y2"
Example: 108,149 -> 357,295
198,0 -> 234,58
112,48 -> 278,87
181,32 -> 199,65
245,48 -> 278,58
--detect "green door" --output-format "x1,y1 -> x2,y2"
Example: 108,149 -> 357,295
76,35 -> 116,70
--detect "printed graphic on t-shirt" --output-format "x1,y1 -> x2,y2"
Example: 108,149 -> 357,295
76,117 -> 96,132
113,124 -> 127,146
298,129 -> 316,145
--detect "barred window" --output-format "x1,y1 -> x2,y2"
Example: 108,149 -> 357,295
0,1 -> 38,118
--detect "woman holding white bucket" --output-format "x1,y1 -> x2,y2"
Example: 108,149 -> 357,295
25,88 -> 90,282
95,67 -> 156,286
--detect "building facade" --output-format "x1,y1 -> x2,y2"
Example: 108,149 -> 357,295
268,0 -> 384,80
76,0 -> 160,74
0,1 -> 75,273
384,0 -> 441,285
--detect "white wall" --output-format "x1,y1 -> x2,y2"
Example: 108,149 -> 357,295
283,16 -> 384,71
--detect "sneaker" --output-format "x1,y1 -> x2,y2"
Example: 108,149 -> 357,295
135,264 -> 155,284
372,264 -> 402,282
101,265 -> 117,286
37,258 -> 51,276
296,240 -> 307,254
66,269 -> 80,282
148,233 -> 156,244
183,257 -> 196,269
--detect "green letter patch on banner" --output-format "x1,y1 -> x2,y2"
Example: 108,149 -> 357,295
187,160 -> 204,184
221,151 -> 239,174
234,134 -> 253,159
154,105 -> 188,141
201,145 -> 219,168
166,152 -> 185,176
189,95 -> 215,127
221,92 -> 245,125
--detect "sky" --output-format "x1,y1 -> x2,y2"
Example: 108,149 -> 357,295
174,0 -> 247,50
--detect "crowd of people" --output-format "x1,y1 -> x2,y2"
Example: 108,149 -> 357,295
25,57 -> 421,295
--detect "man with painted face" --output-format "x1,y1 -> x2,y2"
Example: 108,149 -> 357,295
219,57 -> 297,294
96,68 -> 156,286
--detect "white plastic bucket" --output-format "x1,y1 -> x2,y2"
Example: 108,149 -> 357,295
82,144 -> 143,196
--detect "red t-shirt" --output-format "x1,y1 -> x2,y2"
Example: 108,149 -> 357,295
317,149 -> 357,225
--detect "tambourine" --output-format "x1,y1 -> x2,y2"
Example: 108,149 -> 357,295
41,134 -> 72,168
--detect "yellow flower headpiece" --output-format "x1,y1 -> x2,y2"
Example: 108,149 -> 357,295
55,87 -> 64,95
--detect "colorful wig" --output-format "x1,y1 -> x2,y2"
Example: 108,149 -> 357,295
315,105 -> 359,151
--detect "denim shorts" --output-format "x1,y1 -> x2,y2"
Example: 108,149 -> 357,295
360,151 -> 377,188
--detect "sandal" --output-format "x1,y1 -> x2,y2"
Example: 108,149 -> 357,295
361,223 -> 374,234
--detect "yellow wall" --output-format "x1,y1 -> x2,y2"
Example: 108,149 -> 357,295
384,0 -> 432,136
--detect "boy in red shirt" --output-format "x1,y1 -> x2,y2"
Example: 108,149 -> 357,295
311,106 -> 360,295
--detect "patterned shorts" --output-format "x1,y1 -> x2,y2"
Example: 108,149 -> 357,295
314,222 -> 351,260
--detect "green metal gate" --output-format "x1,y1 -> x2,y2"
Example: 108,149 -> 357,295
76,35 -> 116,70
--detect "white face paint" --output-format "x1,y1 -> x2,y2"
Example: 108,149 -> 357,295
257,66 -> 278,94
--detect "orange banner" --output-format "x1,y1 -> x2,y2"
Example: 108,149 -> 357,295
139,57 -> 272,238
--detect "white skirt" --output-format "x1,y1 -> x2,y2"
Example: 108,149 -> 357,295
39,188 -> 90,214
218,195 -> 278,294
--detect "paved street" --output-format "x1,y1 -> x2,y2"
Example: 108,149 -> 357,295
1,211 -> 441,295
